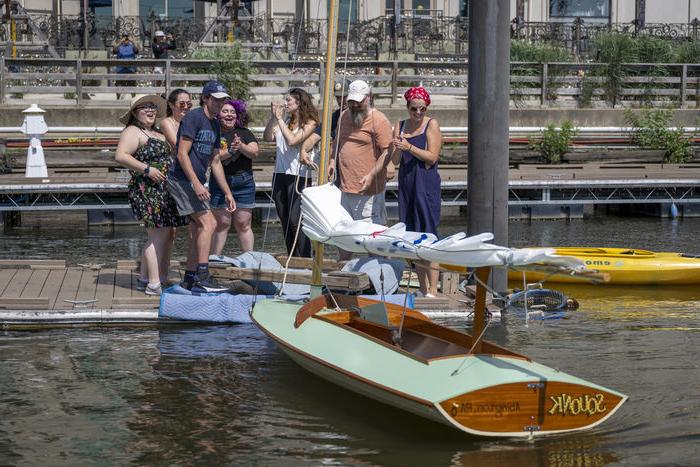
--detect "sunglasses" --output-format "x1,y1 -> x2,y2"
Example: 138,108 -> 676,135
409,106 -> 427,113
135,103 -> 158,111
177,101 -> 193,109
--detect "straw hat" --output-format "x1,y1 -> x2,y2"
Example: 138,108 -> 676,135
119,94 -> 167,125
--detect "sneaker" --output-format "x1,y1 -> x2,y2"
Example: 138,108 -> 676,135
145,283 -> 162,296
192,275 -> 229,293
208,254 -> 226,263
136,278 -> 148,291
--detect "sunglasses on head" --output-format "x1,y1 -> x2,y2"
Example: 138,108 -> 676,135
409,106 -> 427,113
177,101 -> 193,109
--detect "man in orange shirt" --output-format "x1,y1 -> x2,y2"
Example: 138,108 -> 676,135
328,79 -> 393,259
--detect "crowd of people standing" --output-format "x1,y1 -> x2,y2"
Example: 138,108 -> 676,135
115,79 -> 442,298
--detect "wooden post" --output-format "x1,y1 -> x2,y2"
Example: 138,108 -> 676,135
439,271 -> 460,296
680,64 -> 687,107
165,59 -> 172,96
76,59 -> 83,105
470,267 -> 490,354
318,60 -> 325,102
391,60 -> 398,105
0,56 -> 5,104
541,62 -> 548,105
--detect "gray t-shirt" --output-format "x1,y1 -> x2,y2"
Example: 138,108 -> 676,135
170,107 -> 221,183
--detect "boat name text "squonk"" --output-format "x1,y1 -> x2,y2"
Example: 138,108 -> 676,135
548,393 -> 607,417
451,401 -> 521,417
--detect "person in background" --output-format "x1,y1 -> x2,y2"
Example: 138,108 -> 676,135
168,81 -> 236,292
263,88 -> 319,258
112,34 -> 139,100
329,79 -> 393,260
160,89 -> 191,149
390,86 -> 442,297
151,30 -> 175,79
210,100 -> 259,256
115,95 -> 187,296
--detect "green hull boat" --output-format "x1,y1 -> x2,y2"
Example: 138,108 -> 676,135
252,294 -> 627,438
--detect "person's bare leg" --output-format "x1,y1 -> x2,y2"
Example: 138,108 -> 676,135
428,262 -> 439,296
158,227 -> 177,284
190,210 -> 217,265
232,208 -> 254,252
211,209 -> 232,256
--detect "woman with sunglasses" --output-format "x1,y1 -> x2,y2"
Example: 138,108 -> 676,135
160,88 -> 192,149
210,100 -> 259,256
115,95 -> 188,296
390,86 -> 443,298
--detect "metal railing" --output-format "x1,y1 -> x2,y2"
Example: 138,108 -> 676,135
2,13 -> 700,60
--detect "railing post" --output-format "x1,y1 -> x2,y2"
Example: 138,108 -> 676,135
391,60 -> 398,105
541,62 -> 548,105
318,60 -> 325,102
680,64 -> 687,107
75,59 -> 83,105
0,56 -> 5,104
165,59 -> 171,96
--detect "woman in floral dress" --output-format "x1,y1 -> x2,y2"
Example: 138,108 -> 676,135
115,95 -> 188,295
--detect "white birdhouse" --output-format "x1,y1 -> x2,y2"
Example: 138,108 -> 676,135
21,104 -> 48,178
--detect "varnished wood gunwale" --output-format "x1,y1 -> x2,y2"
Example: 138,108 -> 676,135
250,311 -> 435,408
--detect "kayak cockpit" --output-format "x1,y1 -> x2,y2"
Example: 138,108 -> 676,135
295,294 -> 527,362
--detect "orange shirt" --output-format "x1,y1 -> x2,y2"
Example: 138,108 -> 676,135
335,109 -> 393,195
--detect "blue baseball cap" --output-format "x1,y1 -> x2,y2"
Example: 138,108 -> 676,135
202,80 -> 230,99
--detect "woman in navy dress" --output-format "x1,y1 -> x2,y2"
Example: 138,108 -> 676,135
390,86 -> 442,297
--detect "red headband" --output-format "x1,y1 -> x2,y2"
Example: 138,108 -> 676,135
403,87 -> 431,106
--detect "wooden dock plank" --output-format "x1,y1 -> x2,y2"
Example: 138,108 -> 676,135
0,269 -> 18,295
94,268 -> 116,308
54,268 -> 84,309
113,269 -> 133,298
1,269 -> 33,297
0,297 -> 50,309
75,268 -> 99,304
20,269 -> 51,298
0,259 -> 66,269
111,297 -> 160,309
41,268 -> 67,309
210,267 -> 369,292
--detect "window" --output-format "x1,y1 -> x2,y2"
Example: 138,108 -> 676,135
140,0 -> 193,18
330,0 -> 358,24
413,0 -> 431,16
385,0 -> 404,15
550,0 -> 609,18
88,0 -> 112,17
459,0 -> 469,17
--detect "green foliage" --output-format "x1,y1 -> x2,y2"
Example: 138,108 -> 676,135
529,121 -> 578,164
635,36 -> 674,63
593,33 -> 639,107
510,40 -> 574,63
188,43 -> 254,100
674,40 -> 700,63
624,109 -> 693,163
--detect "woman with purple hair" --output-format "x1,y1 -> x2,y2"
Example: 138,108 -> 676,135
210,100 -> 259,255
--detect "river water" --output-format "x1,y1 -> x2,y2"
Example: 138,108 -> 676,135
1,213 -> 699,465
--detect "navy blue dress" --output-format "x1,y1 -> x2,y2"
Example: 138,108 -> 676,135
398,119 -> 441,235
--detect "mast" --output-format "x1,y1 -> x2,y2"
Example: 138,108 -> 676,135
310,0 -> 340,290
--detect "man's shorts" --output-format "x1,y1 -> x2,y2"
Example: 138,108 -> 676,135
167,178 -> 210,216
340,191 -> 386,225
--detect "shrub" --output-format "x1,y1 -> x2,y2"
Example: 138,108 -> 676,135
529,121 -> 578,164
624,109 -> 693,163
593,33 -> 639,107
188,43 -> 254,101
674,40 -> 700,63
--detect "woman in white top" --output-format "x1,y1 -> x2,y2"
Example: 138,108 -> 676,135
263,88 -> 319,257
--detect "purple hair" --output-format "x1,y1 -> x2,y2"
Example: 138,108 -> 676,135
224,99 -> 249,128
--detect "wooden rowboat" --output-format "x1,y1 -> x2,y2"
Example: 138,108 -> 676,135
508,247 -> 700,285
251,293 -> 627,438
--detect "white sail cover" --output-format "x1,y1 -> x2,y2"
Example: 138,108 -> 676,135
301,184 -> 586,271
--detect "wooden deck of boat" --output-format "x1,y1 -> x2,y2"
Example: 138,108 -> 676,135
0,260 -> 169,311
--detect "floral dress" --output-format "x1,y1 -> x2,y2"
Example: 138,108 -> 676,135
128,136 -> 188,228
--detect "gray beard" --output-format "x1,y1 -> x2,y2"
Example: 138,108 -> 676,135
351,108 -> 369,127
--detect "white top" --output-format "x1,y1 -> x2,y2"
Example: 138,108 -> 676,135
274,125 -> 317,177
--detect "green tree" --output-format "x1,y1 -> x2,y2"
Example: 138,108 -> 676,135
188,43 -> 254,101
624,109 -> 693,163
529,121 -> 578,164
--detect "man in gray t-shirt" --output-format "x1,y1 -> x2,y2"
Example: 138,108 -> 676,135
168,81 -> 235,292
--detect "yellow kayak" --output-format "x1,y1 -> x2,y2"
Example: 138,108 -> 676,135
508,247 -> 700,285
